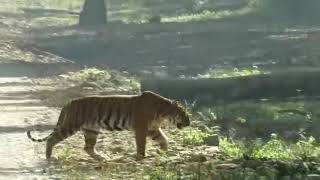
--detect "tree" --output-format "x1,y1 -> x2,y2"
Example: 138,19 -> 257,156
79,0 -> 107,27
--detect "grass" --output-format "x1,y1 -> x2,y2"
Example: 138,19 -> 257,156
181,128 -> 210,146
220,134 -> 320,161
194,99 -> 320,140
51,133 -> 320,179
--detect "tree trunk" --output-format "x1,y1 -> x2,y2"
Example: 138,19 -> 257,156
79,0 -> 107,27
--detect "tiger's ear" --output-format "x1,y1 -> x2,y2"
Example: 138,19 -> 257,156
172,100 -> 179,106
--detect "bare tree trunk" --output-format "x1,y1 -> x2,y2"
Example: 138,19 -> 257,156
79,0 -> 107,27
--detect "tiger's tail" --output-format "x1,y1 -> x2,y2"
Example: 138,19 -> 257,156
27,130 -> 53,142
27,105 -> 67,142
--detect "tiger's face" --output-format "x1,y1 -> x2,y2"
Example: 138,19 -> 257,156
172,102 -> 190,129
176,110 -> 190,129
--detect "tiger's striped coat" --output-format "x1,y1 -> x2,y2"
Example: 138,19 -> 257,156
27,91 -> 190,161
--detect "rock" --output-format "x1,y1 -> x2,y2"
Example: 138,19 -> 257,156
307,174 -> 320,180
204,135 -> 219,146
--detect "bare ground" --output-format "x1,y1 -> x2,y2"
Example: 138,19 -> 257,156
0,77 -> 60,179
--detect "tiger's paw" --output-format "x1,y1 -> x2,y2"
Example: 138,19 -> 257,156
159,144 -> 168,151
136,154 -> 145,161
46,157 -> 58,164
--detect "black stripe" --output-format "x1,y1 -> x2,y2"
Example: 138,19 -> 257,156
122,112 -> 129,129
114,109 -> 122,131
103,110 -> 113,131
98,114 -> 104,127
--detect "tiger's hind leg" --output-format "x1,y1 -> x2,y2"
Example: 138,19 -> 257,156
46,129 -> 74,159
148,128 -> 168,151
83,129 -> 106,161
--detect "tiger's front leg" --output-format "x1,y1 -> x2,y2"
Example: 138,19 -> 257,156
148,128 -> 168,151
134,121 -> 148,161
83,130 -> 106,161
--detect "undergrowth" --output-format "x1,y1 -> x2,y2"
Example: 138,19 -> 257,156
35,67 -> 140,107
195,67 -> 269,79
221,134 -> 320,161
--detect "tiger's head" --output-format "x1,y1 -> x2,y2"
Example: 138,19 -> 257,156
142,91 -> 191,129
171,101 -> 190,129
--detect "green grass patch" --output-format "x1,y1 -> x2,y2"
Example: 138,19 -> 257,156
221,135 -> 320,161
181,128 -> 210,146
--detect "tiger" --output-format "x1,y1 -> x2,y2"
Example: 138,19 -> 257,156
27,91 -> 190,161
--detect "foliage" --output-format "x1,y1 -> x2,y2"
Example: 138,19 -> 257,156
195,107 -> 218,126
195,67 -> 269,79
198,100 -> 317,139
67,67 -> 112,84
252,134 -> 295,159
220,137 -> 246,158
221,134 -> 320,161
181,128 -> 210,145
66,67 -> 140,92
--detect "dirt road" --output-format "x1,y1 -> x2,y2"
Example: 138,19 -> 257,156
0,77 -> 59,180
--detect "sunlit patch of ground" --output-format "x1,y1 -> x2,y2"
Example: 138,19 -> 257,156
0,76 -> 60,179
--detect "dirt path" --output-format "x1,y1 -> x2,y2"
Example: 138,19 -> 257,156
0,77 -> 59,180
